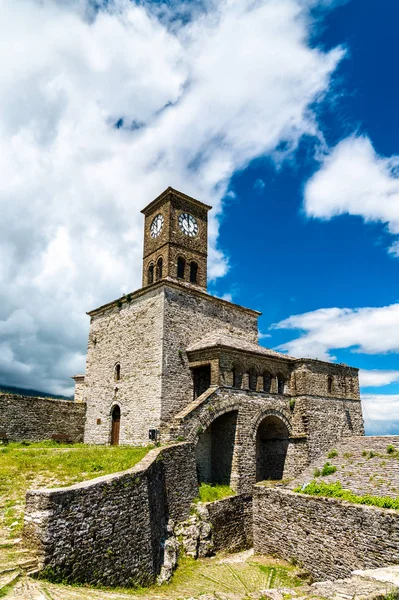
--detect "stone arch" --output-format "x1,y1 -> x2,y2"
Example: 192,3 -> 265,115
195,409 -> 239,487
255,412 -> 290,481
252,408 -> 292,440
262,371 -> 273,393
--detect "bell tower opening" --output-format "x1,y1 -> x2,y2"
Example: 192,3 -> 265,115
141,187 -> 211,290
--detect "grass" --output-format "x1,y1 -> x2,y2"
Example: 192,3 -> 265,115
196,483 -> 236,503
0,441 -> 151,538
99,554 -> 304,598
327,449 -> 338,459
295,480 -> 399,510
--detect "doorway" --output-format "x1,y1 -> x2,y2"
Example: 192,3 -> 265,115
256,415 -> 289,481
111,405 -> 121,445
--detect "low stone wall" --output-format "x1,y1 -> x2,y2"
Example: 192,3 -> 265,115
0,394 -> 86,443
207,494 -> 253,552
253,486 -> 399,581
24,443 -> 198,587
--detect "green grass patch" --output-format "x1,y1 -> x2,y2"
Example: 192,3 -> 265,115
327,449 -> 338,459
295,480 -> 399,509
0,442 -> 151,538
196,483 -> 236,503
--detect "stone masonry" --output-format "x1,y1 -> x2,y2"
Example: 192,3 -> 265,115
76,186 -> 364,494
0,394 -> 86,443
24,443 -> 197,587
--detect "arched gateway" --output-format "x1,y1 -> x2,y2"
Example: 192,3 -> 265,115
256,415 -> 289,481
195,410 -> 238,486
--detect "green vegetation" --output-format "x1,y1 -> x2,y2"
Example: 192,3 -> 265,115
295,480 -> 399,510
196,483 -> 236,502
327,449 -> 338,459
384,588 -> 399,600
289,398 -> 296,411
321,462 -> 337,476
0,442 -> 150,537
387,445 -> 396,454
313,467 -> 321,477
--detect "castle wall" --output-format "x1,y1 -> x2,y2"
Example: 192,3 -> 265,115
0,394 -> 86,443
83,287 -> 164,445
24,443 -> 197,587
206,494 -> 253,553
161,285 -> 259,425
253,486 -> 399,580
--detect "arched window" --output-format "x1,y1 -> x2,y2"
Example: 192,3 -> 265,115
114,363 -> 121,382
177,256 -> 185,279
327,376 -> 333,393
232,367 -> 241,388
148,263 -> 154,285
249,368 -> 257,391
156,257 -> 163,281
277,374 -> 285,394
190,261 -> 198,284
263,372 -> 272,393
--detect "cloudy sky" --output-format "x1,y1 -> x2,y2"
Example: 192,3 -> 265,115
1,0 -> 398,434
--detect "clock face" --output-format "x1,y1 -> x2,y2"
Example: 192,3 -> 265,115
179,213 -> 198,237
150,214 -> 164,238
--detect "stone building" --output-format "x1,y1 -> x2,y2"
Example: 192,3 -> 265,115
74,186 -> 364,494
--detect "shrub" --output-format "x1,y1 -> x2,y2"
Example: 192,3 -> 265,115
313,468 -> 321,478
327,449 -> 338,459
289,398 -> 296,412
387,445 -> 396,455
362,450 -> 368,457
321,462 -> 337,476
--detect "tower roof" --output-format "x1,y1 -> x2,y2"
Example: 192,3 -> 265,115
140,186 -> 212,216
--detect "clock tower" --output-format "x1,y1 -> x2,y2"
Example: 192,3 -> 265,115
141,187 -> 211,290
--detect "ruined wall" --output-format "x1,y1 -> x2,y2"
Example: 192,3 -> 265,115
0,395 -> 86,443
84,287 -> 164,445
207,494 -> 253,553
161,285 -> 259,425
24,443 -> 197,587
253,486 -> 399,581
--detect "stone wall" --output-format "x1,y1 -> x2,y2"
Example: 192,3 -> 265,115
0,394 -> 86,443
253,486 -> 399,581
24,443 -> 198,587
207,494 -> 253,553
161,285 -> 259,425
84,286 -> 164,445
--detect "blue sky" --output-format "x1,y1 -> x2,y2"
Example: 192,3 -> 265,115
1,0 -> 399,434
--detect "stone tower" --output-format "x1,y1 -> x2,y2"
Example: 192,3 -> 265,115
141,187 -> 211,290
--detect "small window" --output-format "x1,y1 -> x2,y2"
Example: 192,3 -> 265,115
233,367 -> 241,388
148,264 -> 154,284
263,372 -> 271,393
277,374 -> 285,394
114,363 -> 121,382
249,369 -> 257,391
177,256 -> 185,279
327,376 -> 333,393
156,257 -> 163,281
190,261 -> 198,284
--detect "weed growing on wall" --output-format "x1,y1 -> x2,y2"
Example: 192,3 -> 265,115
321,462 -> 337,476
295,481 -> 399,510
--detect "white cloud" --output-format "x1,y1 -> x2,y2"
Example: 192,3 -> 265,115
274,304 -> 399,360
359,370 -> 399,388
361,394 -> 399,435
0,0 -> 343,394
304,135 -> 399,255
